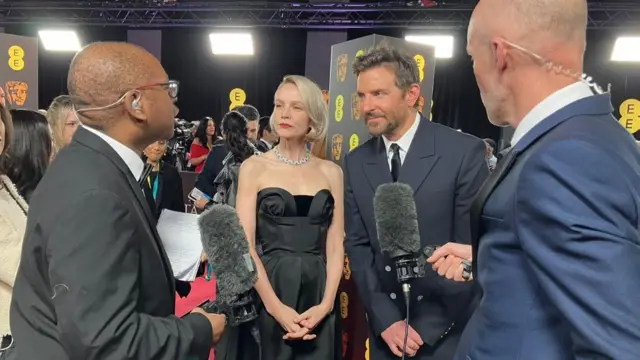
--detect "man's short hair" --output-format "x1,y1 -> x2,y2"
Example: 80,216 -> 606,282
231,104 -> 260,122
258,116 -> 271,139
352,48 -> 420,94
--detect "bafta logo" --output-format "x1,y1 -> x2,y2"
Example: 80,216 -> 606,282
331,134 -> 344,161
6,81 -> 28,106
351,92 -> 361,121
336,54 -> 348,82
418,96 -> 425,113
339,292 -> 349,319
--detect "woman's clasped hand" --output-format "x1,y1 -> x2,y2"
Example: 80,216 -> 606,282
271,302 -> 332,341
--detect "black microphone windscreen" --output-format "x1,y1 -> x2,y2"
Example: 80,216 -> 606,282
374,183 -> 421,258
198,204 -> 258,303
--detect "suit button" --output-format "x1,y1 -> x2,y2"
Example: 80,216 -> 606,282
417,295 -> 423,301
385,266 -> 392,272
390,293 -> 397,300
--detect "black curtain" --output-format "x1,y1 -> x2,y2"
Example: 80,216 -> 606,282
2,25 -> 128,109
162,28 -> 308,123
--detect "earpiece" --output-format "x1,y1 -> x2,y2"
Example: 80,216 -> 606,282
132,98 -> 141,110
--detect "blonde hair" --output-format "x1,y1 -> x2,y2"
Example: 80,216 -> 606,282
46,95 -> 74,151
310,136 -> 327,159
272,75 -> 328,143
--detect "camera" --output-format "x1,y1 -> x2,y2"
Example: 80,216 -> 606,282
165,118 -> 195,171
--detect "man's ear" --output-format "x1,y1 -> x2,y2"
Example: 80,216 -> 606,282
125,91 -> 147,122
492,38 -> 509,72
406,83 -> 421,108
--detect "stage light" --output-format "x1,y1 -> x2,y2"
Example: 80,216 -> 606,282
38,30 -> 81,52
405,35 -> 454,59
209,33 -> 254,55
611,36 -> 640,62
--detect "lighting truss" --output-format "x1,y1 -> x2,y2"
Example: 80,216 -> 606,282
0,1 -> 637,29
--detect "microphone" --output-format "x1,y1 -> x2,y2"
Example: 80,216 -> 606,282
374,182 -> 426,289
197,204 -> 259,326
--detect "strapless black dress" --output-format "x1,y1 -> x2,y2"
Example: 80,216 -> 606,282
256,187 -> 336,360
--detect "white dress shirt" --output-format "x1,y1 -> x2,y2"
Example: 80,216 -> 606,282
382,112 -> 421,170
83,126 -> 145,181
511,81 -> 594,146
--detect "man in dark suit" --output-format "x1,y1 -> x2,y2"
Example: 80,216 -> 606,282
428,0 -> 640,359
255,116 -> 278,153
10,42 -> 225,359
343,48 -> 489,359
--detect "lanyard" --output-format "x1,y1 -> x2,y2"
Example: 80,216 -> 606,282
146,164 -> 160,200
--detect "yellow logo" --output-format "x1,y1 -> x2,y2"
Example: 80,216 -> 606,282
418,96 -> 425,113
339,292 -> 349,319
336,54 -> 348,82
335,95 -> 344,122
365,338 -> 370,360
351,92 -> 361,121
331,134 -> 343,161
414,54 -> 425,82
349,134 -> 359,151
229,88 -> 246,110
619,99 -> 640,134
343,255 -> 351,280
355,49 -> 364,59
8,45 -> 24,71
6,81 -> 28,106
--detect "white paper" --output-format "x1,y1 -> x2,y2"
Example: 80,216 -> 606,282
156,209 -> 203,282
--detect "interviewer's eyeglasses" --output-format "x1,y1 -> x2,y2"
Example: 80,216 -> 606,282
136,80 -> 179,99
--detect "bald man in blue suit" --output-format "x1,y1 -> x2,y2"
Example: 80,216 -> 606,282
427,0 -> 640,359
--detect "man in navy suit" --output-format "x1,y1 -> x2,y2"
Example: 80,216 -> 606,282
428,0 -> 640,359
344,48 -> 489,359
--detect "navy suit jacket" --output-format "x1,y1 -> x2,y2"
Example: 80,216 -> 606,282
344,115 -> 489,356
456,94 -> 640,360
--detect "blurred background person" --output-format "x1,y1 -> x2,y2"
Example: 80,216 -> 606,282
1,107 -> 53,359
142,139 -> 185,220
0,110 -> 54,203
255,115 -> 278,152
188,116 -> 216,173
482,138 -> 497,171
193,104 -> 260,210
46,95 -> 79,152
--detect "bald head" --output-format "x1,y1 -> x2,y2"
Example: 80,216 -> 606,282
68,42 -> 167,128
470,0 -> 588,50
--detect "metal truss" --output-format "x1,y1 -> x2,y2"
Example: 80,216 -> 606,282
0,1 -> 637,29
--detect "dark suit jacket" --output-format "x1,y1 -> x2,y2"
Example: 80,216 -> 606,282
255,139 -> 271,153
344,116 -> 489,358
9,127 -> 213,359
195,138 -> 228,198
142,161 -> 185,220
457,94 -> 640,359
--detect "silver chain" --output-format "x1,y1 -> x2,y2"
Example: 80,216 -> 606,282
273,145 -> 311,166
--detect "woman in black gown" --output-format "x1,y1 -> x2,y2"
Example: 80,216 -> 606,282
235,75 -> 344,360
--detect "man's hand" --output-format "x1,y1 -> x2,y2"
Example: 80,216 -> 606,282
380,321 -> 423,357
194,198 -> 209,210
191,308 -> 226,344
426,243 -> 472,282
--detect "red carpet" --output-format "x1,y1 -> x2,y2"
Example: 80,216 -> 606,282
175,275 -> 216,360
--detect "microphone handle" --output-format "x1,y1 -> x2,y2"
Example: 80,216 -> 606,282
423,245 -> 473,281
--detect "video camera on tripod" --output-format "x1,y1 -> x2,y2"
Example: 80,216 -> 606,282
165,118 -> 195,171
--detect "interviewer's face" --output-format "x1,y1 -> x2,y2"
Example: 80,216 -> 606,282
467,20 -> 511,127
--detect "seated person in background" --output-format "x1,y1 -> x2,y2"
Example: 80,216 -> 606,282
194,105 -> 260,209
142,139 -> 185,220
188,117 -> 216,173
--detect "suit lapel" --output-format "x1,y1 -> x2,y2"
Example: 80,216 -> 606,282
74,128 -> 176,296
398,117 -> 438,194
363,138 -> 394,192
469,93 -> 615,279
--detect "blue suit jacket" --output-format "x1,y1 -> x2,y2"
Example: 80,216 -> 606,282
344,116 -> 489,358
456,94 -> 640,360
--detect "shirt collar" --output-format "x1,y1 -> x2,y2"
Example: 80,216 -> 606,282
82,125 -> 145,181
382,112 -> 421,153
511,81 -> 594,146
260,138 -> 272,149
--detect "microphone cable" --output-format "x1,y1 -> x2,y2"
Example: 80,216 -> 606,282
401,283 -> 411,360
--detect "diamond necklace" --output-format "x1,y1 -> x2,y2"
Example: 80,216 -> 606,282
274,145 -> 311,166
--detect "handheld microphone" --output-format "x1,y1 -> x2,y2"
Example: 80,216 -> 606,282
198,204 -> 259,326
